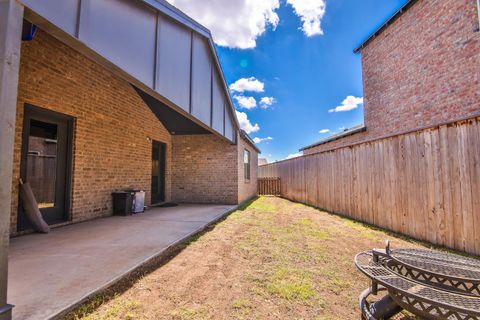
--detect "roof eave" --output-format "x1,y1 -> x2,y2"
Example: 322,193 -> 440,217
240,130 -> 261,154
353,0 -> 419,53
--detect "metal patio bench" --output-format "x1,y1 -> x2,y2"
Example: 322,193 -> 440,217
355,242 -> 480,320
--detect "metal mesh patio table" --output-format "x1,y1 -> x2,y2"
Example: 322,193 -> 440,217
388,248 -> 480,296
354,242 -> 480,320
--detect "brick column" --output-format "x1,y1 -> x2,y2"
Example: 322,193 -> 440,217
0,1 -> 23,319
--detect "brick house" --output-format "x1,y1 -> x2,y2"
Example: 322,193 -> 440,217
0,1 -> 260,316
301,0 -> 480,155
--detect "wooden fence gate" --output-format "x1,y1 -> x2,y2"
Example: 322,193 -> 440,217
258,177 -> 281,196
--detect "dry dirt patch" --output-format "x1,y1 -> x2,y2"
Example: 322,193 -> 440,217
69,197 -> 431,320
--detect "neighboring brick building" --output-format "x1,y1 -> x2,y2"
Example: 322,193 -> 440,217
302,0 -> 480,155
6,1 -> 260,236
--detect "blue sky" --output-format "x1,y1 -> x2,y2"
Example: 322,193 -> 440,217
169,0 -> 408,161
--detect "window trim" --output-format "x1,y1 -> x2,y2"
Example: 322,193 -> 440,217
243,149 -> 251,182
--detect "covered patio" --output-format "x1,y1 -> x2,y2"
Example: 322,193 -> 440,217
8,204 -> 236,320
0,1 -> 259,319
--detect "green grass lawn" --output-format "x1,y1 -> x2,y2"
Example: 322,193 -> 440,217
69,197 -> 432,320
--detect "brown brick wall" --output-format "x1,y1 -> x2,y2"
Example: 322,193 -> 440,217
170,133 -> 259,205
11,30 -> 172,234
171,134 -> 238,204
304,0 -> 480,155
238,135 -> 258,204
11,29 -> 258,234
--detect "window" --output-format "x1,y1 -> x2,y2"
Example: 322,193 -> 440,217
244,149 -> 250,181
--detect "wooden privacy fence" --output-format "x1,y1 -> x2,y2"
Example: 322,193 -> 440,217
259,117 -> 480,255
258,177 -> 281,196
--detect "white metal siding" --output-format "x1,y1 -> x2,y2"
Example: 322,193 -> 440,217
212,73 -> 224,134
156,15 -> 191,111
225,109 -> 235,142
191,33 -> 212,124
79,0 -> 157,87
22,0 -> 79,36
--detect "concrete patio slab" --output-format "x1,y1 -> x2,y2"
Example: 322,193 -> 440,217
8,204 -> 236,320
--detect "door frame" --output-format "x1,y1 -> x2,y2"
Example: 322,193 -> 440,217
18,104 -> 74,230
151,140 -> 166,205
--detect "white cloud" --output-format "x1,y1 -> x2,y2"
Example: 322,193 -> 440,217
285,152 -> 303,160
236,110 -> 260,134
287,0 -> 326,37
234,95 -> 257,109
230,77 -> 265,93
167,0 -> 280,49
253,136 -> 273,144
329,96 -> 364,113
260,97 -> 276,109
319,129 -> 330,134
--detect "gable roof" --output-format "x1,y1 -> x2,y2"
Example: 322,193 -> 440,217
354,0 -> 419,53
143,0 -> 239,130
20,0 -> 239,143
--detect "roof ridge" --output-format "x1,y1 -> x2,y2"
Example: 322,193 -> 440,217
142,0 -> 211,37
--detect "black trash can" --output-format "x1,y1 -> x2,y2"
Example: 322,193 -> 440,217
112,191 -> 135,216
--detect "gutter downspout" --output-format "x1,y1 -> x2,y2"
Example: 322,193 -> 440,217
0,1 -> 23,319
477,0 -> 480,31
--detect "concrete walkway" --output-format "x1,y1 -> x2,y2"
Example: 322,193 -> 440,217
8,204 -> 236,320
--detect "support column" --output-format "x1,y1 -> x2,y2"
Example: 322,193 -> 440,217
0,1 -> 23,319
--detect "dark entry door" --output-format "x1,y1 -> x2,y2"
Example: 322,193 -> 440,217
151,140 -> 166,204
18,105 -> 73,230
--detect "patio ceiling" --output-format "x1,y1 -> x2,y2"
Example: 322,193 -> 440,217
135,87 -> 211,135
18,0 -> 238,143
